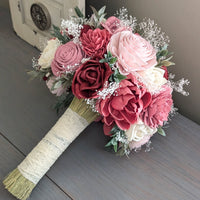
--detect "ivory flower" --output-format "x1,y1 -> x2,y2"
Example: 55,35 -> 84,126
138,67 -> 167,93
125,119 -> 157,142
38,38 -> 60,69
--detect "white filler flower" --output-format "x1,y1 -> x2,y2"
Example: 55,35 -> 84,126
38,38 -> 60,69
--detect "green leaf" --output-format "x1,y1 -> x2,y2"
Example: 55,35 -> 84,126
90,6 -> 99,17
99,59 -> 105,63
113,143 -> 118,152
27,70 -> 39,80
160,60 -> 175,67
53,80 -> 62,90
53,91 -> 74,114
98,6 -> 106,16
157,126 -> 166,136
74,6 -> 84,18
51,25 -> 70,44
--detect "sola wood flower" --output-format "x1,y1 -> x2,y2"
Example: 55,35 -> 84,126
80,28 -> 110,57
98,74 -> 151,132
51,41 -> 84,76
72,59 -> 113,99
107,31 -> 157,74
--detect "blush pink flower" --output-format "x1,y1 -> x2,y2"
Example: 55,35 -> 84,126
141,85 -> 173,128
97,74 -> 152,132
101,16 -> 130,35
51,41 -> 84,77
80,28 -> 110,57
129,135 -> 151,150
107,31 -> 157,75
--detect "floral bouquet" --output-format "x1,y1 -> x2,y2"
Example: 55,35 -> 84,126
3,6 -> 189,200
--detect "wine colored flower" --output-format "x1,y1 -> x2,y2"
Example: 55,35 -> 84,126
80,28 -> 110,57
101,16 -> 129,35
107,31 -> 157,75
72,59 -> 112,99
98,74 -> 152,131
80,25 -> 92,36
141,85 -> 173,128
51,41 -> 84,77
161,66 -> 169,80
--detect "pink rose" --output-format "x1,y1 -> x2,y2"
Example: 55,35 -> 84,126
101,16 -> 129,35
80,28 -> 110,57
107,31 -> 157,75
51,41 -> 84,77
98,74 -> 152,131
141,85 -> 173,128
46,76 -> 66,96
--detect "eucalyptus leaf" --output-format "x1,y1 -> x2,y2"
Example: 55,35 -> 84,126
90,6 -> 99,18
157,126 -> 166,136
98,6 -> 106,16
113,143 -> 118,152
53,81 -> 62,89
74,6 -> 84,18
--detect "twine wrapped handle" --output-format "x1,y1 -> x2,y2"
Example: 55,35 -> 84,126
3,97 -> 99,200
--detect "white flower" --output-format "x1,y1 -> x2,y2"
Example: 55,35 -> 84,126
125,119 -> 157,142
138,67 -> 167,93
38,38 -> 60,69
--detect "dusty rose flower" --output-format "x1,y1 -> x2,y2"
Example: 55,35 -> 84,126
98,74 -> 152,131
101,16 -> 129,34
107,31 -> 157,75
51,41 -> 84,77
141,85 -> 173,128
80,28 -> 110,57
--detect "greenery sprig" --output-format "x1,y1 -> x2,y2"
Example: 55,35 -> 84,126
51,25 -> 70,44
100,52 -> 126,83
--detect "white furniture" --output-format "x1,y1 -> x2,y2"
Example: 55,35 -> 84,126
9,0 -> 85,50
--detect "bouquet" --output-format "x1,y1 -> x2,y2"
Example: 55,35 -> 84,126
3,6 -> 189,200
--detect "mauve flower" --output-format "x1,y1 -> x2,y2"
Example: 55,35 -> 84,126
46,76 -> 66,96
80,28 -> 110,57
101,16 -> 129,35
107,31 -> 157,75
141,85 -> 173,128
98,74 -> 152,132
72,59 -> 112,99
51,41 -> 84,77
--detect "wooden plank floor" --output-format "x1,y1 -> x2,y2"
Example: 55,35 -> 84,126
1,6 -> 200,200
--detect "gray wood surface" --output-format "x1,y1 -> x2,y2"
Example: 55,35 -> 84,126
1,5 -> 200,200
0,134 -> 70,200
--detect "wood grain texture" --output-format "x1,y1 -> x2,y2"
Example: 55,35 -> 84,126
0,134 -> 70,200
1,5 -> 200,200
